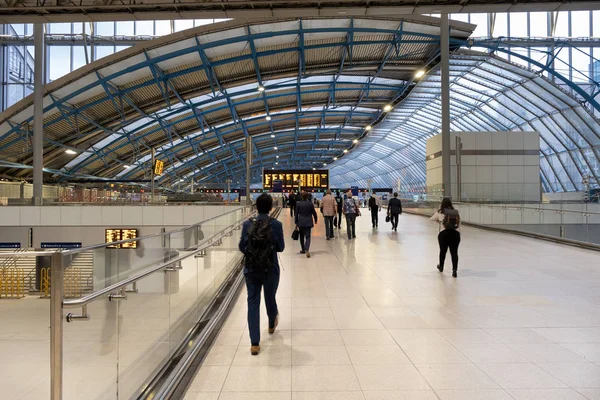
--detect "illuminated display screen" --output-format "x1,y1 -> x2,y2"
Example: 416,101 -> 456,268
263,169 -> 329,190
106,229 -> 138,249
154,160 -> 165,176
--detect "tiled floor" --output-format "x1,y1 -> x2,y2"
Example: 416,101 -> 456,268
184,211 -> 600,400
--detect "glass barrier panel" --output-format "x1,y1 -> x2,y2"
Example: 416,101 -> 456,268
117,270 -> 171,399
63,291 -> 118,400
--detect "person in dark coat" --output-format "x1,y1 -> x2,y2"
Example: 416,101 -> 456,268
387,192 -> 403,232
288,191 -> 297,217
295,191 -> 318,258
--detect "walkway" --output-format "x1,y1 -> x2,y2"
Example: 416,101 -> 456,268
185,209 -> 600,400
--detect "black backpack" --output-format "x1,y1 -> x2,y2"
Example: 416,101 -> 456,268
244,218 -> 275,276
442,209 -> 460,230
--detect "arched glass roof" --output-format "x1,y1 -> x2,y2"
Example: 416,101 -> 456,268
0,16 -> 598,192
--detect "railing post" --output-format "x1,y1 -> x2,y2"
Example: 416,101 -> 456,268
50,252 -> 64,400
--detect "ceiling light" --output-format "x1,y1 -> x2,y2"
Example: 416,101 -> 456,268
276,155 -> 279,158
257,85 -> 265,92
323,163 -> 327,166
343,149 -> 348,153
313,168 -> 316,171
265,115 -> 271,121
271,134 -> 275,138
275,162 -> 279,165
353,139 -> 358,144
274,146 -> 278,150
65,149 -> 77,155
271,167 -> 275,170
383,104 -> 393,112
415,70 -> 426,78
334,157 -> 338,161
124,165 -> 131,169
365,125 -> 372,131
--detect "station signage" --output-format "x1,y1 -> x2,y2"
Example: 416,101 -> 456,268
263,169 -> 329,190
154,160 -> 165,176
105,229 -> 139,249
0,242 -> 21,249
40,242 -> 82,249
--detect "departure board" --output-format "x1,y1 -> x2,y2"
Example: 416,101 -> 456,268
105,229 -> 138,249
263,169 -> 329,190
154,160 -> 165,175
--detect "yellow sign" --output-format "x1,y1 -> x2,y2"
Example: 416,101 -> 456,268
106,229 -> 138,249
154,160 -> 165,176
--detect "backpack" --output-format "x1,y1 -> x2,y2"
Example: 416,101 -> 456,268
368,196 -> 377,209
244,218 -> 274,276
442,209 -> 460,230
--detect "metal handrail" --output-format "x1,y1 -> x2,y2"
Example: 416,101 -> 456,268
62,208 -> 255,309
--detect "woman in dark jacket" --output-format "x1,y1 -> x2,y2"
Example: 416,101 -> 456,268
295,192 -> 318,258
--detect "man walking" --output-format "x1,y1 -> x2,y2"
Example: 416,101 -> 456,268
368,191 -> 381,228
335,191 -> 344,229
321,189 -> 337,240
387,192 -> 403,232
289,191 -> 297,218
239,193 -> 285,355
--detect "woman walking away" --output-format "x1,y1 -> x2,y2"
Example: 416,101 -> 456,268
430,197 -> 461,278
343,190 -> 360,239
295,192 -> 318,258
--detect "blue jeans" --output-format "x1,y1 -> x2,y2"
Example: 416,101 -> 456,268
324,216 -> 334,238
299,227 -> 312,251
245,270 -> 279,346
345,213 -> 356,238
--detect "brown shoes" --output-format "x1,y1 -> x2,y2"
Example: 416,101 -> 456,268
306,251 -> 311,258
269,314 -> 279,334
250,345 -> 260,355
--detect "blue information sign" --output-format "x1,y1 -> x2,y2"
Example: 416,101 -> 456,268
0,242 -> 21,249
351,186 -> 359,196
272,180 -> 283,193
40,242 -> 82,249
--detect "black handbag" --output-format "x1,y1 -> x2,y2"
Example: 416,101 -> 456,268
292,228 -> 300,241
385,215 -> 390,223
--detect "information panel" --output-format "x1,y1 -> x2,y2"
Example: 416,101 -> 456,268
105,229 -> 139,249
263,169 -> 329,190
154,160 -> 165,176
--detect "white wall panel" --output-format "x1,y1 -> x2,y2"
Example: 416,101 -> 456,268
82,207 -> 103,225
41,207 -> 61,225
60,207 -> 82,225
20,206 -> 41,226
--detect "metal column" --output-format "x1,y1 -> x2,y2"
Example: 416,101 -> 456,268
50,252 -> 64,400
440,14 -> 452,200
190,178 -> 194,194
150,148 -> 155,203
456,135 -> 462,202
245,136 -> 252,205
33,23 -> 45,206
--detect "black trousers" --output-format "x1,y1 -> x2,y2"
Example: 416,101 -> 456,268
438,229 -> 461,271
390,213 -> 399,229
371,208 -> 379,227
290,205 -> 296,217
336,212 -> 343,228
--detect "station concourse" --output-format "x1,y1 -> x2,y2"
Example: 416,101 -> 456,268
186,212 -> 600,400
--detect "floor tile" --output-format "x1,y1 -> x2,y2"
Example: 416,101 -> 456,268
509,343 -> 588,363
219,393 -> 291,400
389,329 -> 448,345
507,388 -> 589,400
561,343 -> 600,363
183,392 -> 220,400
203,346 -> 238,366
439,329 -> 500,345
435,389 -> 513,400
538,363 -> 600,388
346,345 -> 411,365
417,364 -> 499,390
291,330 -> 344,346
291,345 -> 351,365
456,344 -> 529,364
340,330 -> 396,346
291,392 -> 364,400
187,366 -> 230,392
402,343 -> 471,364
292,365 -> 360,391
485,328 -> 552,344
478,363 -> 568,389
213,330 -> 243,346
354,365 -> 430,391
577,389 -> 600,399
222,366 -> 292,391
232,345 -> 292,366
362,390 -> 438,400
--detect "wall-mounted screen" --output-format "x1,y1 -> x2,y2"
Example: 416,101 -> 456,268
263,169 -> 329,190
154,160 -> 165,176
106,229 -> 138,249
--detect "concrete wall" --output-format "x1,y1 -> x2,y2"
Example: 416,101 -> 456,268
427,131 -> 541,202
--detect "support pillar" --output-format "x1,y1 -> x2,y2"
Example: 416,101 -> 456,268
440,14 -> 452,200
33,23 -> 45,206
150,148 -> 155,203
245,136 -> 252,205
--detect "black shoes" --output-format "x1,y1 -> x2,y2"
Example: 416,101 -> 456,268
437,264 -> 443,273
452,270 -> 458,278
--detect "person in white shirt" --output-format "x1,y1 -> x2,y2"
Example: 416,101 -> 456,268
430,197 -> 461,278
